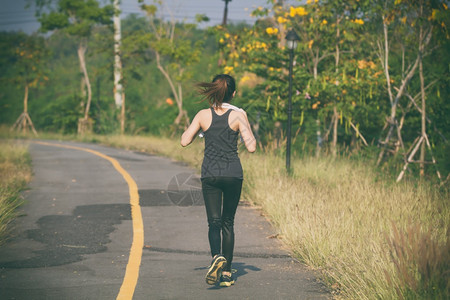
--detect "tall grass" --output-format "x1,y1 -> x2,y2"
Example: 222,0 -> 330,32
242,154 -> 449,299
0,140 -> 32,246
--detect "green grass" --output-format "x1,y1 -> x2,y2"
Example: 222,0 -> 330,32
2,128 -> 448,299
0,139 -> 32,246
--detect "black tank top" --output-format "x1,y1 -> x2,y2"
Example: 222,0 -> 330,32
201,108 -> 243,179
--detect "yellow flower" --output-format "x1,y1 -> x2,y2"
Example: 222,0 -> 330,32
240,76 -> 250,83
219,38 -> 224,44
357,60 -> 366,69
444,3 -> 448,10
430,9 -> 437,20
308,39 -> 314,49
322,19 -> 328,25
401,16 -> 407,24
296,7 -> 308,16
224,66 -> 234,73
289,6 -> 296,17
307,0 -> 312,4
277,16 -> 287,24
312,101 -> 320,110
266,27 -> 278,35
224,33 -> 230,38
310,17 -> 313,23
352,19 -> 364,25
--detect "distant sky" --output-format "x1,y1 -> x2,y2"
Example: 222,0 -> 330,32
0,0 -> 299,34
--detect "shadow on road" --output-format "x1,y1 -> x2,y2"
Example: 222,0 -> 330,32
0,204 -> 131,268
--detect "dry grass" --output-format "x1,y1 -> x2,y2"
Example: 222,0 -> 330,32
89,134 -> 204,169
241,154 -> 449,299
0,140 -> 32,245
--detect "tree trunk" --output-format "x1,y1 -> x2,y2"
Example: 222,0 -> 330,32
332,107 -> 338,157
419,57 -> 426,176
22,84 -> 28,134
155,52 -> 188,125
316,119 -> 321,158
77,41 -> 92,122
121,92 -> 125,134
12,83 -> 37,136
418,21 -> 426,177
313,56 -> 320,157
114,0 -> 124,109
332,17 -> 341,157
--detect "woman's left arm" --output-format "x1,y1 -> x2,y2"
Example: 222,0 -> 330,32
181,112 -> 202,147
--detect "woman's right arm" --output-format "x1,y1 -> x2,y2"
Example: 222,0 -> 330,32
181,111 -> 202,147
238,111 -> 256,153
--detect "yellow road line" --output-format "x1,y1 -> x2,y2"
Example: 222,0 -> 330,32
33,141 -> 143,300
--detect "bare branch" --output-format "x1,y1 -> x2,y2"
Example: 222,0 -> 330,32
349,120 -> 368,146
155,51 -> 179,105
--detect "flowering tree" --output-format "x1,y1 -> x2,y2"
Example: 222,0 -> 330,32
214,0 -> 381,154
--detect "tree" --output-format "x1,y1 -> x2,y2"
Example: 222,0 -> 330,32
9,33 -> 49,135
217,1 -> 378,155
395,0 -> 447,181
139,0 -> 205,127
36,0 -> 113,134
367,0 -> 433,165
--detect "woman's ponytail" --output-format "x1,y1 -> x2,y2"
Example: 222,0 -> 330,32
196,74 -> 236,108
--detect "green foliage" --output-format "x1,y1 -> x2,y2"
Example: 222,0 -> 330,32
211,0 -> 449,176
34,94 -> 83,133
0,0 -> 449,176
37,0 -> 114,36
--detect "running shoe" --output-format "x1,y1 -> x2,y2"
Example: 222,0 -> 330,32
205,255 -> 227,285
219,274 -> 235,287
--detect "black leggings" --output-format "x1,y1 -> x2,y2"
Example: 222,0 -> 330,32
201,177 -> 243,272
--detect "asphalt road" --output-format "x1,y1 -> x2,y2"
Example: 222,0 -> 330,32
0,140 -> 330,300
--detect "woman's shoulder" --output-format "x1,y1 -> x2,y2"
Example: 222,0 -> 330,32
229,109 -> 246,120
197,108 -> 211,116
194,108 -> 212,120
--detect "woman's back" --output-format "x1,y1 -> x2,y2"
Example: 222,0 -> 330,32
201,108 -> 243,179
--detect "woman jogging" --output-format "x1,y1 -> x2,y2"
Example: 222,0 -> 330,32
181,74 -> 256,287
